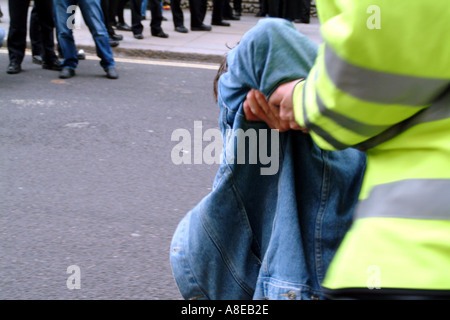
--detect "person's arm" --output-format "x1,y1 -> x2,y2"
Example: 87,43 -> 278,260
269,0 -> 446,151
243,88 -> 307,132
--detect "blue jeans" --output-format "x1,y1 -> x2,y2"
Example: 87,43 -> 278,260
141,0 -> 147,16
170,18 -> 367,300
54,0 -> 115,70
0,27 -> 5,47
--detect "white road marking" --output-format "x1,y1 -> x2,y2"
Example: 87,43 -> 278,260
0,48 -> 219,70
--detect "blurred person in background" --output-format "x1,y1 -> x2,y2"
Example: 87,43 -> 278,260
115,0 -> 168,39
188,0 -> 211,31
54,0 -> 118,79
6,0 -> 61,74
0,27 -> 4,48
101,0 -> 122,47
0,5 -> 4,47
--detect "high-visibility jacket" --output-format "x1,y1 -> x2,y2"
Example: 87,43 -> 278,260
292,0 -> 450,297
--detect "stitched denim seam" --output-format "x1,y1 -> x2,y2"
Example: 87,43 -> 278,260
200,154 -> 261,296
220,103 -> 268,259
314,150 -> 330,285
200,200 -> 256,297
221,117 -> 263,260
178,253 -> 210,300
260,278 -> 323,299
176,215 -> 211,300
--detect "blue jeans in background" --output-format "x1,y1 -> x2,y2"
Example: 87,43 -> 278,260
54,0 -> 115,70
170,18 -> 367,300
141,0 -> 147,16
0,27 -> 5,47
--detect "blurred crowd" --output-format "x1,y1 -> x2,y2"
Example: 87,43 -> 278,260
0,0 -> 312,79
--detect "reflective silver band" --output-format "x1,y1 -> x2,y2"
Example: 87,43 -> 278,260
324,45 -> 450,106
354,179 -> 450,221
301,81 -> 349,149
316,93 -> 389,137
303,46 -> 450,149
354,88 -> 450,149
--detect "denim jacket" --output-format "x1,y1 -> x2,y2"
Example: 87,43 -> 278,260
170,18 -> 367,300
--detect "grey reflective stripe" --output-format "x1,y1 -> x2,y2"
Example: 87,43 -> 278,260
301,81 -> 349,149
354,179 -> 450,221
324,45 -> 450,106
354,88 -> 450,149
316,93 -> 389,137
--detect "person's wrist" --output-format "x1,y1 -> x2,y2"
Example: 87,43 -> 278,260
292,78 -> 307,127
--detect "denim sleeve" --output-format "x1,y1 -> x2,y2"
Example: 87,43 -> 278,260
218,18 -> 318,114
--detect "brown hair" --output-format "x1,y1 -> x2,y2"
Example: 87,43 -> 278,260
213,55 -> 228,102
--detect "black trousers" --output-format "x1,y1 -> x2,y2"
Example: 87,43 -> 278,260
211,0 -> 225,24
30,4 -> 42,56
224,0 -> 241,17
170,0 -> 184,28
116,0 -> 127,24
8,0 -> 57,65
188,0 -> 207,28
118,0 -> 163,35
233,0 -> 242,14
267,0 -> 311,22
297,0 -> 311,22
118,0 -> 144,34
101,0 -> 119,37
147,0 -> 164,34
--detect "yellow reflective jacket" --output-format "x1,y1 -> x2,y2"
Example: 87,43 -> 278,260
292,0 -> 450,297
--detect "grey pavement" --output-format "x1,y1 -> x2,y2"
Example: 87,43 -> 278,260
0,0 -> 322,63
0,49 -> 220,300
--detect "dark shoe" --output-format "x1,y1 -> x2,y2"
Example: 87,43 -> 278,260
32,55 -> 43,65
59,68 -> 75,79
7,63 -> 21,74
115,22 -> 132,31
42,59 -> 63,71
256,11 -> 266,17
212,21 -> 230,27
109,38 -> 120,47
223,15 -> 240,20
110,33 -> 123,41
134,33 -> 144,39
152,30 -> 169,38
294,18 -> 310,24
191,24 -> 212,31
105,67 -> 119,79
175,26 -> 189,33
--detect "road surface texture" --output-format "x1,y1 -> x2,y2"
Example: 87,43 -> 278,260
0,51 -> 221,299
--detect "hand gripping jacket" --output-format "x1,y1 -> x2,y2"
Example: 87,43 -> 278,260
293,0 -> 450,298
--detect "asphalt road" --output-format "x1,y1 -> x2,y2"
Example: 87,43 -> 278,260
0,51 -> 221,299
